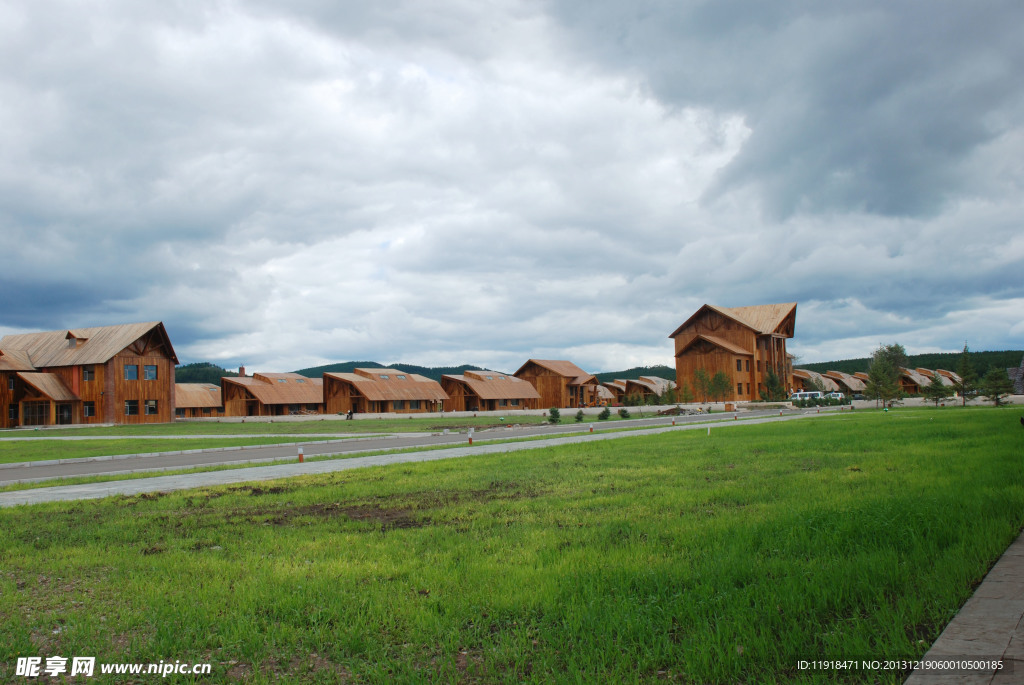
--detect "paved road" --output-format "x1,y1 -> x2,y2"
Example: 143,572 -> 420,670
0,412 -> 825,507
0,408 -> 844,484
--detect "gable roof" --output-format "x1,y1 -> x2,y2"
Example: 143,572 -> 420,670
17,372 -> 80,402
0,322 -> 178,367
793,369 -> 839,391
625,376 -> 675,395
0,349 -> 36,372
669,303 -> 797,338
223,373 -> 324,406
442,371 -> 541,401
175,383 -> 224,409
325,369 -> 449,402
674,333 -> 751,356
514,360 -> 597,386
823,370 -> 866,392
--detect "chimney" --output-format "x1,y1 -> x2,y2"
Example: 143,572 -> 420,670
238,366 -> 246,377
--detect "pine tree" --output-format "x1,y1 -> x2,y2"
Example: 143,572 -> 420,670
953,343 -> 979,406
920,372 -> 953,407
979,367 -> 1013,406
865,344 -> 903,407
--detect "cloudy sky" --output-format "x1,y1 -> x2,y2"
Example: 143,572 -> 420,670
2,0 -> 1022,373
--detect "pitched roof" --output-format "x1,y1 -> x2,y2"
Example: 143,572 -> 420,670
0,322 -> 178,367
224,373 -> 324,405
0,349 -> 36,372
175,383 -> 223,409
17,372 -> 80,402
793,369 -> 839,391
442,370 -> 541,401
669,303 -> 797,338
515,360 -> 597,386
899,367 -> 933,388
823,370 -> 866,392
325,369 -> 449,402
625,376 -> 676,395
675,333 -> 751,356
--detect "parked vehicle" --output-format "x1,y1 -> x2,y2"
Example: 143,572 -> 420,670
788,391 -> 823,401
826,392 -> 845,400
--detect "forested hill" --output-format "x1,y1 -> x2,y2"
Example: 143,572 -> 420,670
174,362 -> 238,386
799,350 -> 1023,377
293,361 -> 487,382
593,365 -> 676,383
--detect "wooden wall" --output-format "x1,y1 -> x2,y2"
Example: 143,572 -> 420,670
516,363 -> 569,409
0,372 -> 14,429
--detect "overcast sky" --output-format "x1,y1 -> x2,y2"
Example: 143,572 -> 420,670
2,0 -> 1022,373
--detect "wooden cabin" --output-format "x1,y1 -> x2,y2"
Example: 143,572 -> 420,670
513,360 -> 599,408
601,379 -> 628,405
823,371 -> 866,395
175,383 -> 225,418
670,303 -> 797,402
0,322 -> 178,428
440,370 -> 540,412
897,367 -> 935,395
221,372 -> 324,417
323,368 -> 448,414
623,376 -> 676,403
792,369 -> 839,393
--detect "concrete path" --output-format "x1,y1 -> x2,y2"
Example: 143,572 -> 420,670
0,413 -> 815,507
905,532 -> 1024,684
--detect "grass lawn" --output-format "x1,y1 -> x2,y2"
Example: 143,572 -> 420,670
0,437 -> 348,465
1,407 -> 1021,683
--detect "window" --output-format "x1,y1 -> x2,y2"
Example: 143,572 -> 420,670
409,400 -> 421,409
82,365 -> 95,381
737,383 -> 743,395
296,379 -> 306,384
393,400 -> 405,410
736,359 -> 742,372
124,400 -> 139,416
124,365 -> 138,380
277,379 -> 287,383
8,404 -> 17,421
176,408 -> 185,418
143,365 -> 157,380
500,399 -> 508,407
757,361 -> 762,372
746,383 -> 750,395
745,360 -> 750,372
379,375 -> 389,380
485,375 -> 493,380
396,375 -> 407,380
83,402 -> 95,418
511,399 -> 519,406
7,376 -> 13,391
145,400 -> 158,415
202,407 -> 212,414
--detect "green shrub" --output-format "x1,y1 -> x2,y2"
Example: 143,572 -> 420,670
574,410 -> 584,423
598,407 -> 611,421
548,408 -> 561,424
618,408 -> 630,419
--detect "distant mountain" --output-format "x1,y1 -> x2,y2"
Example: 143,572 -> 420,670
798,350 -> 1023,377
293,361 -> 489,382
174,362 -> 238,386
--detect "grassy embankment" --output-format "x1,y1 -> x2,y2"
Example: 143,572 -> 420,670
1,407 -> 1021,683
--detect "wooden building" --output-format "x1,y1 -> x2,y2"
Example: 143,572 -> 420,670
221,372 -> 324,417
792,369 -> 839,393
601,380 -> 628,405
670,303 -> 797,402
323,368 -> 448,414
823,371 -> 866,395
440,370 -> 540,412
0,322 -> 178,428
623,376 -> 676,403
513,360 -> 599,409
175,383 -> 225,418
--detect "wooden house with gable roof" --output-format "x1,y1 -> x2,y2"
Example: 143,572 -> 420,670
221,372 -> 324,417
793,369 -> 839,393
601,380 -> 628,405
513,360 -> 599,409
623,376 -> 676,403
323,368 -> 448,414
670,303 -> 797,402
440,370 -> 540,412
175,383 -> 225,418
0,322 -> 177,427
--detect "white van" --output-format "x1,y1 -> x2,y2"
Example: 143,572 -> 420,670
826,392 -> 845,400
789,391 -> 823,401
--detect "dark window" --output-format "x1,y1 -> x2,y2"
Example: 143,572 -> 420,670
8,404 -> 17,421
145,400 -> 158,415
176,408 -> 185,418
202,407 -> 212,414
409,400 -> 420,410
736,359 -> 742,372
393,400 -> 405,410
500,399 -> 508,407
83,402 -> 95,418
511,399 -> 520,406
737,383 -> 743,395
396,375 -> 407,380
745,360 -> 750,372
124,400 -> 139,416
82,365 -> 95,382
143,365 -> 157,380
124,365 -> 138,381
7,376 -> 13,391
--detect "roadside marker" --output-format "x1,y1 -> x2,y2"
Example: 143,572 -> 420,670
298,447 -> 304,463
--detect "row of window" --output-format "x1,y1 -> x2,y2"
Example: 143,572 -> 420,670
123,365 -> 159,381
7,401 -> 158,420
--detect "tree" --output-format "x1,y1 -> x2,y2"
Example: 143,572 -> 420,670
598,407 -> 611,420
953,343 -> 979,406
865,343 -> 904,407
693,368 -> 712,403
574,409 -> 585,423
547,408 -> 561,424
678,382 -> 694,404
920,372 -> 953,407
759,368 -> 786,401
979,367 -> 1013,406
710,371 -> 732,402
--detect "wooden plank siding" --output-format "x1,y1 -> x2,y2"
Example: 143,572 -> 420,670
670,304 -> 797,401
440,370 -> 540,412
513,360 -> 598,409
323,369 -> 447,415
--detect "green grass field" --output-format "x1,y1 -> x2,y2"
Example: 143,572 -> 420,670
1,407 -> 1021,683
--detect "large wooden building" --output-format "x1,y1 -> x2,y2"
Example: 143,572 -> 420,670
513,360 -> 599,409
221,372 -> 324,416
0,322 -> 178,428
440,370 -> 541,412
323,368 -> 448,414
670,303 -> 797,402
